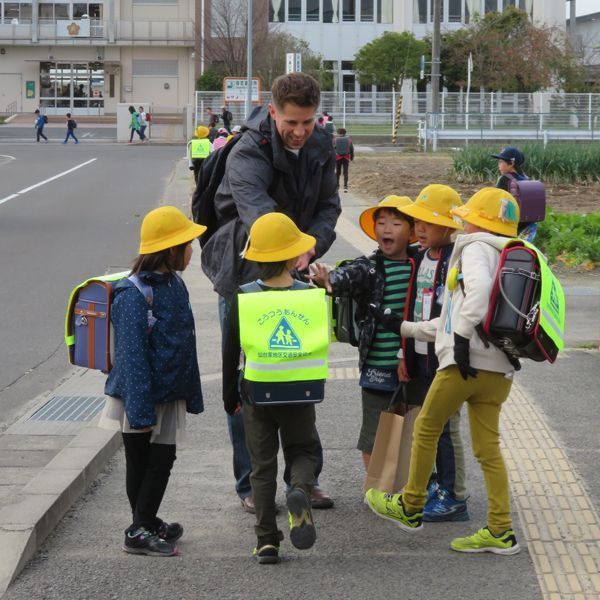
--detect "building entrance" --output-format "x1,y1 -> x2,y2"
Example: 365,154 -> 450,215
39,62 -> 104,115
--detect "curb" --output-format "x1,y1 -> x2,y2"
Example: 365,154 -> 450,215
0,426 -> 121,595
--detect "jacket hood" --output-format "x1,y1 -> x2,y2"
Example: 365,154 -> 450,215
244,106 -> 272,137
451,232 -> 511,262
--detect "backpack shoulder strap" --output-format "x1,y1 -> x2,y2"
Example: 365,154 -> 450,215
128,274 -> 153,306
239,281 -> 263,293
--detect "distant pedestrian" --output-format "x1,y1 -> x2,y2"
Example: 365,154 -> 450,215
63,113 -> 79,144
128,105 -> 143,143
100,206 -> 207,557
220,105 -> 233,132
333,128 -> 354,192
34,109 -> 48,142
206,107 -> 219,128
492,146 -> 528,201
138,106 -> 149,142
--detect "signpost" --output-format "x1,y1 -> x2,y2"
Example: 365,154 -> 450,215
223,78 -> 261,103
286,53 -> 302,74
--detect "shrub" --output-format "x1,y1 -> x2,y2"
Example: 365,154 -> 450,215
451,143 -> 600,184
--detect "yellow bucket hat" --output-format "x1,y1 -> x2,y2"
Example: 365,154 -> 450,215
139,206 -> 207,254
451,187 -> 520,237
359,195 -> 414,240
244,213 -> 316,262
397,184 -> 462,230
195,125 -> 209,139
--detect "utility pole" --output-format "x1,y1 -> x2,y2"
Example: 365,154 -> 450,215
568,0 -> 578,54
431,0 -> 442,122
245,0 -> 253,119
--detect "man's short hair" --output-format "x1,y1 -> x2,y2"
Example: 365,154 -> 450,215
271,73 -> 320,111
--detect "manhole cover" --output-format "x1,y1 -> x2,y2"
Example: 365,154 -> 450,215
27,396 -> 105,422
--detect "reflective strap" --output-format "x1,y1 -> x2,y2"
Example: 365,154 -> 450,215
65,335 -> 75,346
246,359 -> 326,371
541,308 -> 564,341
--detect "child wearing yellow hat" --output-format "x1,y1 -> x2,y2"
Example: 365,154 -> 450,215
222,212 -> 324,564
311,195 -> 416,471
394,184 -> 470,523
366,188 -> 523,556
187,125 -> 212,183
102,206 -> 206,557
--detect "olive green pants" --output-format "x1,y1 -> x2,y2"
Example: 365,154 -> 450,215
403,366 -> 513,534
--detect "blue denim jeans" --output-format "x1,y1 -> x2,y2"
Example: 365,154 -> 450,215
219,296 -> 323,498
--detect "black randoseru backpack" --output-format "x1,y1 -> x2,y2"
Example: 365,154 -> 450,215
191,130 -> 272,248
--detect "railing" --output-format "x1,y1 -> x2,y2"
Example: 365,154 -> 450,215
3,101 -> 18,117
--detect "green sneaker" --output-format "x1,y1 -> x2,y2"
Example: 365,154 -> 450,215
364,489 -> 423,532
287,488 -> 316,550
450,527 -> 521,555
252,544 -> 280,564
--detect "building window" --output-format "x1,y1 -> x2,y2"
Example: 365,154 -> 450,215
377,0 -> 392,23
341,60 -> 353,70
287,0 -> 301,21
448,0 -> 461,21
485,0 -> 498,12
73,3 -> 103,19
269,0 -> 284,22
2,3 -> 34,24
307,0 -> 319,21
361,0 -> 374,22
342,0 -> 355,22
323,0 -> 339,23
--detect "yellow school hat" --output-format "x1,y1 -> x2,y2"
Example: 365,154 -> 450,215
243,213 -> 316,262
195,125 -> 209,139
397,184 -> 463,230
359,195 -> 414,240
139,206 -> 207,254
451,187 -> 520,237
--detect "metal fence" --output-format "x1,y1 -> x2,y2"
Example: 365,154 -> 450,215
195,90 -> 600,134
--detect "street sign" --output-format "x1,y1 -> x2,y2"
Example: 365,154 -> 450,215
223,77 -> 261,103
286,53 -> 302,74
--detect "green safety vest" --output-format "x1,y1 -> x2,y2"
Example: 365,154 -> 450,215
190,138 -> 211,159
521,240 -> 565,352
239,288 -> 329,383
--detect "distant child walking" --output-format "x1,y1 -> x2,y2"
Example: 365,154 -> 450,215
311,195 -> 415,470
333,128 -> 354,192
63,113 -> 78,144
395,184 -> 469,522
223,213 -> 328,564
34,109 -> 48,142
128,105 -> 144,143
366,188 -> 523,556
100,206 -> 206,557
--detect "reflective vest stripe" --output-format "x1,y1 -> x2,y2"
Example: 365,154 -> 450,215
541,308 -> 564,341
246,359 -> 327,371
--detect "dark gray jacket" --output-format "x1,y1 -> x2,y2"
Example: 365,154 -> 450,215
200,106 -> 341,298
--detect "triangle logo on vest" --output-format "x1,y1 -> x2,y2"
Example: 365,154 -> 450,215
269,317 -> 301,350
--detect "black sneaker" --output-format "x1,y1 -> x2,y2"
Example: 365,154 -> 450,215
253,544 -> 280,564
155,519 -> 184,543
287,488 -> 316,550
123,528 -> 178,557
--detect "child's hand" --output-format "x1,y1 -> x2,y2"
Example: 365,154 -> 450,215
309,263 -> 332,293
398,359 -> 410,383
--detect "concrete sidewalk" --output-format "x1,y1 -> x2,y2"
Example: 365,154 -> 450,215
1,175 -> 599,598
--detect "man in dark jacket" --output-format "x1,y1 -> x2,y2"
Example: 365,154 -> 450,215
200,72 -> 341,513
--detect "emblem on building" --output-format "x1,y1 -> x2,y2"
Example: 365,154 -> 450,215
67,22 -> 81,36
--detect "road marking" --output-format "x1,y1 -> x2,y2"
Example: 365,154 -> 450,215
503,382 -> 600,599
18,158 -> 97,194
0,158 -> 97,205
82,133 -> 91,138
0,154 -> 16,160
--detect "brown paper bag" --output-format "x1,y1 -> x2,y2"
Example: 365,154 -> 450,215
363,404 -> 421,494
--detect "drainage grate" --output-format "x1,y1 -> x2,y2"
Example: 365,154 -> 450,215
27,396 -> 105,422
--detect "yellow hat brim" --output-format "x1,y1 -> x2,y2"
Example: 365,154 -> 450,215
398,203 -> 462,230
139,221 -> 207,254
244,231 -> 316,262
359,207 -> 380,240
451,207 -> 517,237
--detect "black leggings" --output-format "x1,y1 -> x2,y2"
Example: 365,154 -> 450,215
336,158 -> 349,188
122,432 -> 176,531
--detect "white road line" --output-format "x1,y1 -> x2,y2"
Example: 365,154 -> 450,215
82,133 -> 91,138
17,158 -> 97,194
0,194 -> 19,206
0,154 -> 16,161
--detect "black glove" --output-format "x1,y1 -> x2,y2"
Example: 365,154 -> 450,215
506,353 -> 522,372
369,303 -> 403,333
454,333 -> 478,380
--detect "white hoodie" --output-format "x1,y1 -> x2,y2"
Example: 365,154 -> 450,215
402,232 -> 514,375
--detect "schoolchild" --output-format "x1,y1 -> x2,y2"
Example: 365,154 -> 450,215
493,146 -> 528,203
63,113 -> 79,144
34,109 -> 48,142
212,127 -> 229,151
333,128 -> 354,192
311,195 -> 416,471
223,212 -> 323,564
100,206 -> 206,557
186,125 -> 212,183
366,188 -> 523,556
395,184 -> 469,522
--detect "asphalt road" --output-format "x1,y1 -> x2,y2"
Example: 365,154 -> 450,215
0,143 -> 185,430
0,126 -> 117,141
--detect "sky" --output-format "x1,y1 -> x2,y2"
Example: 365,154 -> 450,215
566,0 -> 599,17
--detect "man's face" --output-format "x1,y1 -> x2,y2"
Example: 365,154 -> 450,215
269,102 -> 317,150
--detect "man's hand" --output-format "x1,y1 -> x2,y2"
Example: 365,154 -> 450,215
398,359 -> 410,383
368,304 -> 403,333
453,333 -> 478,380
295,247 -> 316,272
308,263 -> 332,293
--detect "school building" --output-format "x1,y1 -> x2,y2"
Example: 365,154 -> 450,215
267,0 -> 567,93
0,0 -> 196,116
